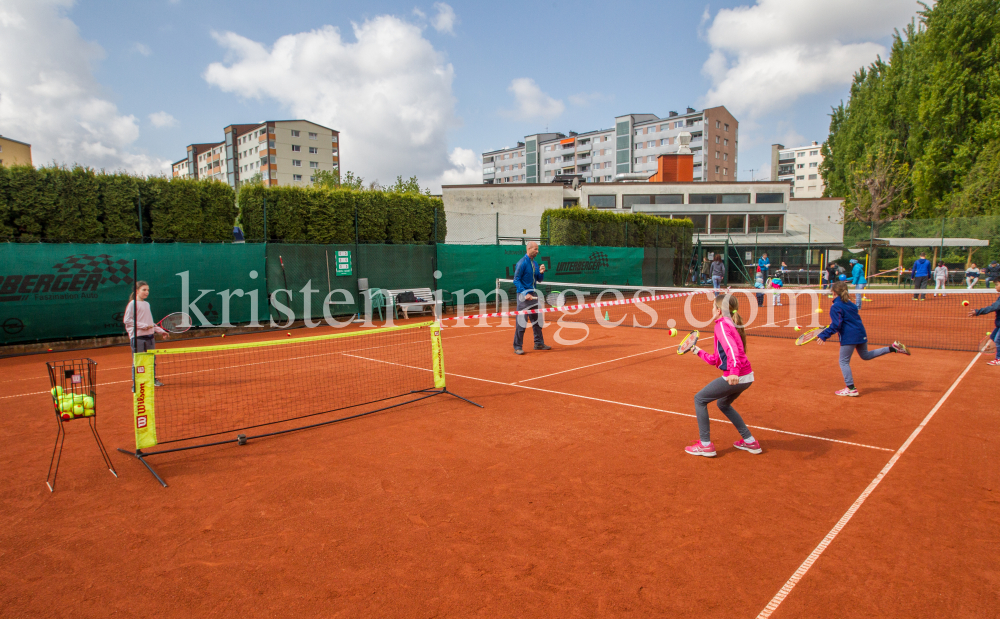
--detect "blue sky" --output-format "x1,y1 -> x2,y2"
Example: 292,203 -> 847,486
1,0 -> 924,189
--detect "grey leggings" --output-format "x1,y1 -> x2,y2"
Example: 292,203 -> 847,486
839,343 -> 891,386
694,377 -> 753,443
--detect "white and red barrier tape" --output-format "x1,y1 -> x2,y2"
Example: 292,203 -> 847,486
440,289 -> 709,322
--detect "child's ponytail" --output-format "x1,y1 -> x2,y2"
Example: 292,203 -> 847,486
713,293 -> 748,350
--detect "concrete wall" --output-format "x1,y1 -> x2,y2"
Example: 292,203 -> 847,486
442,184 -> 563,243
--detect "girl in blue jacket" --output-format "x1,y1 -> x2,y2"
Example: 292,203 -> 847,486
968,279 -> 1000,366
817,281 -> 910,396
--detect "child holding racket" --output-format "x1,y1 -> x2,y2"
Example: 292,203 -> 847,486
683,293 -> 761,457
817,281 -> 909,396
968,278 -> 1000,366
124,281 -> 168,387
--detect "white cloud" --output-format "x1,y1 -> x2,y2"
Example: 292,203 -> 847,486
432,147 -> 480,189
149,111 -> 177,128
0,0 -> 168,173
701,0 -> 922,117
133,42 -> 151,56
430,2 -> 457,34
204,16 -> 458,186
502,78 -> 564,121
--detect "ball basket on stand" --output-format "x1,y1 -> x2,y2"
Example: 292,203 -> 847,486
45,358 -> 117,491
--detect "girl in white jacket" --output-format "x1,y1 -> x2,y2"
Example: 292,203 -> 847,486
934,261 -> 948,296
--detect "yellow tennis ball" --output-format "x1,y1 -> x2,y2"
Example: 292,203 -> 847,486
50,386 -> 63,397
61,410 -> 74,421
83,408 -> 95,417
815,308 -> 822,313
794,326 -> 801,332
72,404 -> 84,417
669,328 -> 677,336
962,300 -> 969,306
73,394 -> 84,404
60,400 -> 73,413
83,396 -> 95,409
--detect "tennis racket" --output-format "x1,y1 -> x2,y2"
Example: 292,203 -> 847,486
765,277 -> 773,287
157,312 -> 192,334
677,330 -> 699,355
795,326 -> 825,346
980,333 -> 997,353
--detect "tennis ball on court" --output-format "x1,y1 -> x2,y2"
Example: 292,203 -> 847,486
962,300 -> 970,306
50,386 -> 62,397
794,326 -> 801,332
72,404 -> 84,417
286,332 -> 291,337
669,328 -> 677,336
83,396 -> 94,409
815,308 -> 823,313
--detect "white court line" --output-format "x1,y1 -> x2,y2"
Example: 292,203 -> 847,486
755,351 -> 982,619
346,354 -> 894,452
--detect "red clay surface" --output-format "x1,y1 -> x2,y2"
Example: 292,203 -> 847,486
1,316 -> 998,618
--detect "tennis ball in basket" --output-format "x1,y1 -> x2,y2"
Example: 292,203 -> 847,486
50,386 -> 62,397
962,300 -> 969,306
83,396 -> 94,409
59,400 -> 73,413
72,404 -> 84,417
61,410 -> 74,421
73,394 -> 84,405
83,408 -> 95,417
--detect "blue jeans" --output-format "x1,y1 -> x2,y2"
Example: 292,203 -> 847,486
839,343 -> 891,386
991,328 -> 1000,359
712,275 -> 723,289
854,283 -> 866,308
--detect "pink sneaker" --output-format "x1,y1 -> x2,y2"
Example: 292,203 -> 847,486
988,359 -> 1000,366
684,440 -> 717,457
835,387 -> 860,397
734,439 -> 762,454
891,341 -> 910,355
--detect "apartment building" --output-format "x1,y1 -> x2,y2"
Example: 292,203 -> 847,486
771,142 -> 825,198
483,106 -> 738,185
0,135 -> 32,167
172,120 -> 340,190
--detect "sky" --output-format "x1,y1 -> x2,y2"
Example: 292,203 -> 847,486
0,0 -> 926,191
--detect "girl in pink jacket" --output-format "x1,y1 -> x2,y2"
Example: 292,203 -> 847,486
685,293 -> 761,457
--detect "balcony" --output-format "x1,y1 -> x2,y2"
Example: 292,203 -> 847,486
575,155 -> 591,164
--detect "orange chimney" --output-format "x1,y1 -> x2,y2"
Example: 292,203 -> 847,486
648,153 -> 694,183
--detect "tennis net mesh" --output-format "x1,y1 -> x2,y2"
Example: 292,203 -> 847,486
493,279 -> 998,352
131,321 -> 444,450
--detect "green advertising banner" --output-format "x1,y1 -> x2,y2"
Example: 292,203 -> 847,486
437,245 -> 644,297
0,243 -> 267,344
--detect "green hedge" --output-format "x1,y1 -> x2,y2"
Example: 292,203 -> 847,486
237,185 -> 446,243
540,207 -> 693,248
0,165 -> 237,242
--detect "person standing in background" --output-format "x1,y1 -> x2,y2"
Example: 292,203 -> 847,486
933,261 -> 949,296
850,258 -> 867,309
757,252 -> 770,280
710,254 -> 725,290
912,252 -> 931,300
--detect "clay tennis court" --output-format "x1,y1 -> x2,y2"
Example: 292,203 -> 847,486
1,309 -> 997,617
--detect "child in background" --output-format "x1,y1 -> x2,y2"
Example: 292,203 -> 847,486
934,261 -> 949,296
754,269 -> 765,306
684,293 -> 760,457
124,281 -> 168,389
771,275 -> 783,306
968,279 -> 1000,366
817,281 -> 910,396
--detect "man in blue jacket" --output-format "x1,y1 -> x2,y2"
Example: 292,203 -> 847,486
757,252 -> 770,279
512,242 -> 552,355
850,258 -> 867,309
912,252 -> 931,300
968,279 -> 1000,366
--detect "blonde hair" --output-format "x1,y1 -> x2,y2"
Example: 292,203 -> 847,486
129,281 -> 149,302
831,280 -> 851,303
714,293 -> 747,350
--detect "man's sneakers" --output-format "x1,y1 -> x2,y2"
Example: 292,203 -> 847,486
684,440 -> 717,457
733,439 -> 762,454
891,341 -> 910,355
154,380 -> 165,387
514,348 -> 524,355
535,344 -> 552,351
835,387 -> 860,397
987,359 -> 1000,366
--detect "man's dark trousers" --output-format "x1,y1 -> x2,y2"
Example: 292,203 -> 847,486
913,276 -> 929,299
513,295 -> 545,350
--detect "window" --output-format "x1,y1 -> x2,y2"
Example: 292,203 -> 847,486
310,161 -> 319,168
797,152 -> 804,157
715,121 -> 721,128
723,168 -> 728,176
332,136 -> 338,143
292,145 -> 301,152
748,214 -> 784,233
715,166 -> 720,174
710,214 -> 745,234
675,121 -> 683,129
808,174 -> 818,180
291,130 -> 300,137
724,139 -> 729,147
715,151 -> 720,159
293,174 -> 302,181
809,162 -> 818,167
636,130 -> 642,137
268,127 -> 275,133
689,193 -> 750,204
310,176 -> 316,183
636,143 -> 643,150
309,147 -> 318,154
268,140 -> 275,148
308,132 -> 318,140
589,195 -> 616,208
672,214 -> 707,232
292,160 -> 302,166
715,136 -> 720,144
796,175 -> 804,180
724,123 -> 729,132
636,158 -> 642,164
810,150 -> 819,156
645,141 -> 653,148
755,193 -> 784,203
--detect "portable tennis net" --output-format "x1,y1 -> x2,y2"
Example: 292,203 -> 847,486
493,279 -> 998,352
121,321 -> 480,486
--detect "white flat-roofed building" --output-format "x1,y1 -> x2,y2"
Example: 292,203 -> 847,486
772,142 -> 826,198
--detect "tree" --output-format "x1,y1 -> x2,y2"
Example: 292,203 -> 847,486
313,169 -> 365,191
846,145 -> 914,272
